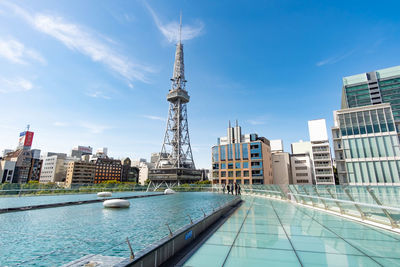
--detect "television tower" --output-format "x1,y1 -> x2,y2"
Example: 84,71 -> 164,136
148,14 -> 201,189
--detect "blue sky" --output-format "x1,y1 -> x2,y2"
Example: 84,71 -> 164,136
1,0 -> 400,168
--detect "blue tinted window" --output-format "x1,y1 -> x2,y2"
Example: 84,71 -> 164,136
242,144 -> 248,159
221,163 -> 226,169
243,162 -> 249,168
235,162 -> 241,168
220,146 -> 226,160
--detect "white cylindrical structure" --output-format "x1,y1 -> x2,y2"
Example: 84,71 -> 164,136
97,192 -> 112,197
103,199 -> 130,208
164,188 -> 175,194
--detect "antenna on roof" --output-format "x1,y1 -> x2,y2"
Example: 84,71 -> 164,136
26,124 -> 30,131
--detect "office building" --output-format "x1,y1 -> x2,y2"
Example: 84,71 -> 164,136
65,161 -> 96,186
308,119 -> 335,184
121,158 -> 139,183
332,103 -> 400,185
341,65 -> 400,128
0,160 -> 16,183
28,149 -> 42,182
270,139 -> 292,185
92,157 -> 122,183
39,153 -> 76,183
291,141 -> 314,184
212,122 -> 273,185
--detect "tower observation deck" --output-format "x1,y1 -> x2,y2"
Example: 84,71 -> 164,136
148,17 -> 201,188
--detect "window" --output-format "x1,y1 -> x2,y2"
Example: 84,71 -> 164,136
221,163 -> 226,169
251,153 -> 260,158
295,166 -> 307,170
243,162 -> 249,168
220,146 -> 226,161
242,144 -> 248,159
235,162 -> 241,169
236,171 -> 241,177
228,171 -> 233,177
221,171 -> 226,177
243,170 -> 249,177
227,144 -> 233,160
228,163 -> 233,169
294,160 -> 306,164
235,143 -> 241,160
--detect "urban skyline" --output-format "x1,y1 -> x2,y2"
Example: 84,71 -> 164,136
2,1 -> 400,169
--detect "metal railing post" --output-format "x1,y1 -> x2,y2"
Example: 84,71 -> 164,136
343,186 -> 366,220
126,237 -> 135,260
302,186 -> 316,207
367,187 -> 399,228
313,185 -> 328,209
165,223 -> 173,237
326,188 -> 345,214
187,214 -> 193,224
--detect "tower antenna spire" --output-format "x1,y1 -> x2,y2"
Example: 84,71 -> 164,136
179,11 -> 182,44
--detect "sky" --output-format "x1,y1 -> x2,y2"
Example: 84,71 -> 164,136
1,0 -> 400,168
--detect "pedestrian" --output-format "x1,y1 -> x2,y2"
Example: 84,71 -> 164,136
234,182 -> 238,195
226,184 -> 230,194
222,184 -> 226,194
231,184 -> 234,195
238,184 -> 241,195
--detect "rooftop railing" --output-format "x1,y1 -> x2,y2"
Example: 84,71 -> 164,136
238,184 -> 400,229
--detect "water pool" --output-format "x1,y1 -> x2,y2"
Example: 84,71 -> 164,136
0,192 -> 236,266
0,191 -> 157,209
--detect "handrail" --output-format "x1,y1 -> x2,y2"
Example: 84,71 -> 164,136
291,192 -> 400,212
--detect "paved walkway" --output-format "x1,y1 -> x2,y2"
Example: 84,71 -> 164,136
183,196 -> 400,266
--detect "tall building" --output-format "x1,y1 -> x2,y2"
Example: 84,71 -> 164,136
211,122 -> 273,185
341,65 -> 400,128
66,161 -> 96,186
92,157 -> 122,183
149,19 -> 201,186
271,140 -> 292,185
308,119 -> 335,184
332,103 -> 400,185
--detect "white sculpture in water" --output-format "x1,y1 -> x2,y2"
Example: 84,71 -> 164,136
164,188 -> 175,194
103,199 -> 130,208
97,192 -> 112,197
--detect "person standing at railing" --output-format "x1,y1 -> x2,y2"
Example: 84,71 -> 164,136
234,182 -> 238,195
227,184 -> 230,194
238,184 -> 241,195
222,184 -> 226,194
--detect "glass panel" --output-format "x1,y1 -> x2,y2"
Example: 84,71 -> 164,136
374,162 -> 384,183
383,136 -> 394,157
376,136 -> 386,157
356,138 -> 364,158
362,138 -> 372,158
381,161 -> 391,183
389,161 -> 400,183
367,162 -> 377,183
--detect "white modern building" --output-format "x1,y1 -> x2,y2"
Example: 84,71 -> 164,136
332,103 -> 400,185
291,141 -> 314,184
308,119 -> 335,185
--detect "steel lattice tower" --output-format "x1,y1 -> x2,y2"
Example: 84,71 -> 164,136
157,37 -> 195,169
148,16 -> 201,188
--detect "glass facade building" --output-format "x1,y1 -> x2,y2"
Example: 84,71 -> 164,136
332,104 -> 400,185
342,65 -> 400,125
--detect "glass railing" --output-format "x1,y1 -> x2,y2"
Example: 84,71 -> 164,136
234,184 -> 400,229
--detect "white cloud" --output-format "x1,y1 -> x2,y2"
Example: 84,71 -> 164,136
142,115 -> 165,121
316,50 -> 355,67
144,3 -> 204,43
79,122 -> 111,134
0,38 -> 46,64
0,77 -> 33,93
86,90 -> 111,100
2,1 -> 153,84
